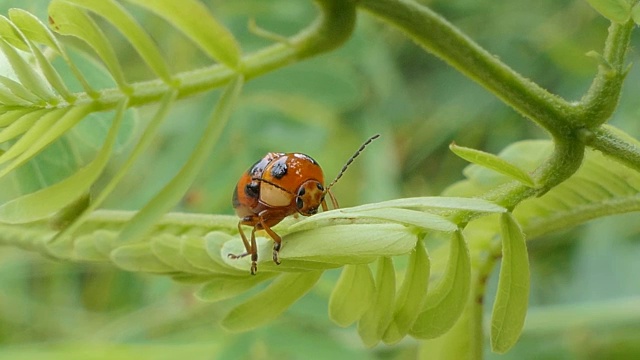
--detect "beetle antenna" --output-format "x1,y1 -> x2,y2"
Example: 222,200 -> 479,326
326,134 -> 380,193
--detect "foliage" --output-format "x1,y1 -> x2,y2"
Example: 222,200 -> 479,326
0,0 -> 639,359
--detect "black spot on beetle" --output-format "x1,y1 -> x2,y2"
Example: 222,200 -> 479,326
270,161 -> 287,179
244,181 -> 260,199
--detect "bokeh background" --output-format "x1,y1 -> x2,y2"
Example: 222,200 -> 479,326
0,0 -> 639,359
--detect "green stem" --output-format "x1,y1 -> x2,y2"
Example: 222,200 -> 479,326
6,0 -> 357,113
587,126 -> 640,172
357,0 -> 574,138
576,20 -> 634,127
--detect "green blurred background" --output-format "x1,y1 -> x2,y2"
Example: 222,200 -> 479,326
0,0 -> 639,358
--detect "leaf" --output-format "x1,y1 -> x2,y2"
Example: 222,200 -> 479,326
0,112 -> 40,143
0,75 -> 43,105
28,39 -> 75,101
633,2 -> 640,24
73,230 -> 110,261
123,0 -> 241,68
195,275 -> 273,302
48,0 -> 129,90
491,213 -> 530,353
328,264 -> 375,327
0,101 -> 123,224
182,234 -> 244,275
9,9 -> 63,52
0,109 -> 31,127
51,91 -> 176,242
357,257 -> 396,347
339,196 -> 506,214
383,238 -> 430,344
586,0 -> 632,23
292,207 -> 457,233
117,76 -> 243,244
0,15 -> 28,50
221,271 -> 322,331
111,241 -> 177,273
0,39 -> 55,103
0,105 -> 91,175
62,0 -> 173,82
10,8 -> 97,96
151,234 -> 210,275
410,231 -> 471,339
450,142 -> 535,188
278,224 -> 416,265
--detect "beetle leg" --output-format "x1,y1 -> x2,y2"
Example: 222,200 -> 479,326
249,226 -> 258,275
327,190 -> 339,209
228,221 -> 252,259
258,212 -> 282,266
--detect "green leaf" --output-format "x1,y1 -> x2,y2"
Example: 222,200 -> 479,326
0,109 -> 31,127
221,271 -> 322,331
329,264 -> 375,327
358,257 -> 396,347
28,39 -> 75,101
450,143 -> 536,188
117,76 -> 243,244
62,0 -> 173,83
339,196 -> 506,213
384,238 -> 431,344
195,275 -> 273,302
203,231 -> 253,276
586,0 -> 632,23
0,14 -> 72,101
73,230 -> 110,261
0,105 -> 92,177
151,234 -> 210,275
48,0 -> 129,90
111,241 -> 177,273
10,8 -> 97,96
292,207 -> 457,233
0,75 -> 41,103
632,2 -> 640,24
278,224 -> 416,264
9,9 -> 63,52
182,234 -> 244,276
48,192 -> 91,230
0,15 -> 28,51
0,82 -> 33,106
0,112 -> 40,143
490,213 -> 530,353
123,0 -> 241,68
0,39 -> 56,103
0,101 -> 121,223
51,92 -> 176,242
410,231 -> 471,339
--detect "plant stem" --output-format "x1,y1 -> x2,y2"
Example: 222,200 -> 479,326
576,20 -> 634,127
38,0 -> 357,113
588,126 -> 640,172
357,0 -> 575,138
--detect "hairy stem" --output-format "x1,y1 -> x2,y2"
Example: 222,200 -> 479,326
357,0 -> 574,138
576,20 -> 634,127
36,0 -> 357,113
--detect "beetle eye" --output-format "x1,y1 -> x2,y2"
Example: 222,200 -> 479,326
317,183 -> 324,191
297,187 -> 306,196
296,197 -> 304,209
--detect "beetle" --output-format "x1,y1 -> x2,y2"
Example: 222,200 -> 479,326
230,134 -> 380,274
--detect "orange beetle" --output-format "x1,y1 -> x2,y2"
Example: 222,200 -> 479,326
230,134 -> 380,274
